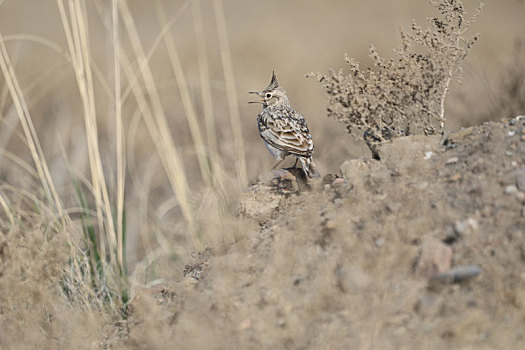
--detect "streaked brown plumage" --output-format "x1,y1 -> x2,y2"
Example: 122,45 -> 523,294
249,72 -> 320,178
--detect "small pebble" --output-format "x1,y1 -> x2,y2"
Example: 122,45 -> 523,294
448,173 -> 462,182
332,178 -> 345,186
505,185 -> 518,194
446,157 -> 458,165
454,218 -> 478,235
508,131 -> 516,136
467,218 -> 479,230
415,294 -> 441,317
429,265 -> 482,286
386,202 -> 402,212
417,181 -> 428,190
237,319 -> 252,331
374,237 -> 385,247
424,151 -> 433,160
517,173 -> 525,191
416,237 -> 452,277
325,220 -> 336,230
336,265 -> 371,292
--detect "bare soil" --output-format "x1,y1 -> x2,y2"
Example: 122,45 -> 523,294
99,117 -> 525,349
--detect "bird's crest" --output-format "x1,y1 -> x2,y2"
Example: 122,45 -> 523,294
267,71 -> 279,91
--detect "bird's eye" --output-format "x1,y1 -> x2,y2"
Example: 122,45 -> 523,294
265,93 -> 272,98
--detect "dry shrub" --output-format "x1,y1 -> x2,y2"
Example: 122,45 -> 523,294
308,0 -> 482,159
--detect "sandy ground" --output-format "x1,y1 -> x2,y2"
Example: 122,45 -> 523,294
98,116 -> 525,349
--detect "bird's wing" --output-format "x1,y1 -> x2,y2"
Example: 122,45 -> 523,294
258,109 -> 313,157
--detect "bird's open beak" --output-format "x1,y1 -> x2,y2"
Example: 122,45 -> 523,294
248,91 -> 263,104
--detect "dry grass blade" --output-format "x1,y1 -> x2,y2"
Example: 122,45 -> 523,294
154,0 -> 212,187
0,31 -> 65,222
113,0 -> 126,273
1,33 -> 113,102
118,0 -> 198,247
56,0 -> 118,266
0,191 -> 15,227
193,0 -> 219,166
119,48 -> 199,249
0,148 -> 39,179
213,0 -> 247,188
0,39 -> 63,154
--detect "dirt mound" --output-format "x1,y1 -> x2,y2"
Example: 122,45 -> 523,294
109,118 -> 525,349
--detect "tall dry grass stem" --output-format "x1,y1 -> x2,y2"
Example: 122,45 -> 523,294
0,191 -> 15,228
118,0 -> 199,249
213,0 -> 247,188
57,0 -> 118,267
154,0 -> 212,188
193,0 -> 219,166
112,0 -> 126,274
0,31 -> 65,224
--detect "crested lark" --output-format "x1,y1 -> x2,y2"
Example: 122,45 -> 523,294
249,72 -> 320,178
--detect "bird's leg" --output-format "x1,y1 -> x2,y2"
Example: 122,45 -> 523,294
271,158 -> 286,170
292,158 -> 299,169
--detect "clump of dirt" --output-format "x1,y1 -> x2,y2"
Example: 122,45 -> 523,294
106,117 -> 525,349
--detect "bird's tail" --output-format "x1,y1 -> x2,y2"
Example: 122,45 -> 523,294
299,156 -> 321,179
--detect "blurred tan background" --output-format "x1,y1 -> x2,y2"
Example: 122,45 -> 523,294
0,0 -> 524,262
2,1 -> 523,168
